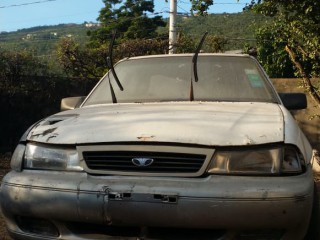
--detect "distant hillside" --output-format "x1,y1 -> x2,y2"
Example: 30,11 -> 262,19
174,11 -> 270,50
0,12 -> 269,57
0,23 -> 97,56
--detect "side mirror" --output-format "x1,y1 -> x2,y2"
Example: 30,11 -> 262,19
60,96 -> 86,111
278,93 -> 307,110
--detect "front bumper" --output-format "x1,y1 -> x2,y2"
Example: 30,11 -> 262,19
0,169 -> 314,240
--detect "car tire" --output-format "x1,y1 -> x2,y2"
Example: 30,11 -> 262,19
304,182 -> 320,240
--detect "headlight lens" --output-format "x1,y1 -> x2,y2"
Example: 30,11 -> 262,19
24,143 -> 83,171
281,146 -> 303,173
208,145 -> 303,175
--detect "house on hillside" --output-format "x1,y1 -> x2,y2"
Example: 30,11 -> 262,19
85,22 -> 101,28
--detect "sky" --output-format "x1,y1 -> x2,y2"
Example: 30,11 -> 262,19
0,0 -> 252,32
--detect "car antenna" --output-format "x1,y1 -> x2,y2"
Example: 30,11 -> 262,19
107,30 -> 124,91
192,31 -> 208,82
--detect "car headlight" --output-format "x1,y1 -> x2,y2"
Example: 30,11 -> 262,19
24,143 -> 83,171
207,145 -> 304,175
11,144 -> 26,172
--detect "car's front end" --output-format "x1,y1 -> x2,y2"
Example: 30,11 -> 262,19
0,54 -> 316,240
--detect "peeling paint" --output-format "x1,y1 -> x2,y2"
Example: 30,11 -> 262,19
41,127 -> 57,136
46,134 -> 58,142
31,127 -> 57,138
26,102 -> 284,146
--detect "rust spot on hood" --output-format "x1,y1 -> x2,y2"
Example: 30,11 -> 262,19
137,135 -> 155,141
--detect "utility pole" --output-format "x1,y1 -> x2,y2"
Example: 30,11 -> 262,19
169,0 -> 177,54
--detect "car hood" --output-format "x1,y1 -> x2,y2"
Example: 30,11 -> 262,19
28,102 -> 284,146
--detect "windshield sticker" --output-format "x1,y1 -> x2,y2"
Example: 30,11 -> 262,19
245,69 -> 264,88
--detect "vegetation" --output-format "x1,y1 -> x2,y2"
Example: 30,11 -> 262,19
176,12 -> 269,50
248,0 -> 320,115
190,0 -> 213,16
0,24 -> 92,56
88,0 -> 166,45
0,11 -> 268,64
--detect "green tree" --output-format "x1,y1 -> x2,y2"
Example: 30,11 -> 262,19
190,0 -> 213,16
249,0 -> 320,107
254,23 -> 294,78
175,33 -> 196,53
205,35 -> 228,53
190,1 -> 247,16
57,38 -> 109,78
116,36 -> 168,58
88,0 -> 165,45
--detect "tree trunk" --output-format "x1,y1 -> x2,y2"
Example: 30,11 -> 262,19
285,45 -> 320,105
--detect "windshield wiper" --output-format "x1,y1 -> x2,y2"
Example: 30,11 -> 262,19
190,32 -> 208,101
108,75 -> 118,103
192,31 -> 208,83
107,31 -> 124,91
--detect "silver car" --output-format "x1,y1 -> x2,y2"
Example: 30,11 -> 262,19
1,54 -> 318,240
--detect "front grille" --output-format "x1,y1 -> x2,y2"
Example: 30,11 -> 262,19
83,151 -> 206,173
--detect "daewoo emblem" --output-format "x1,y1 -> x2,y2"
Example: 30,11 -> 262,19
132,158 -> 154,167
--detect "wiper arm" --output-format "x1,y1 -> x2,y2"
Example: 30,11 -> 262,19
107,31 -> 124,91
190,32 -> 208,101
108,76 -> 117,103
192,31 -> 208,82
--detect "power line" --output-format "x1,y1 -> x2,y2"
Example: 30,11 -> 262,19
4,34 -> 259,59
0,0 -> 248,10
0,10 -> 164,34
0,0 -> 57,9
178,0 -> 247,5
0,26 -> 169,46
177,3 -> 189,15
213,2 -> 247,4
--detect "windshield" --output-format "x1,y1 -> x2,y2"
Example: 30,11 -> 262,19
83,55 -> 277,106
